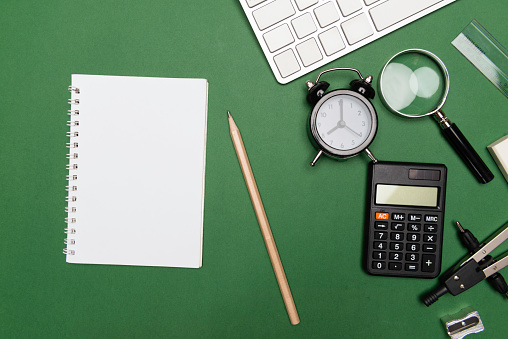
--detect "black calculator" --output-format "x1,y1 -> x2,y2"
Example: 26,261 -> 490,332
364,161 -> 447,278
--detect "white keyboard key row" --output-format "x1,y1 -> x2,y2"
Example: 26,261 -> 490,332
370,0 -> 444,31
252,0 -> 295,31
240,0 -> 456,83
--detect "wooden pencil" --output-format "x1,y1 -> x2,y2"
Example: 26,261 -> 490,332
227,111 -> 300,325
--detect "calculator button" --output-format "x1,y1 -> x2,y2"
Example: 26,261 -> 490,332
406,243 -> 420,252
375,221 -> 388,230
423,244 -> 437,252
421,254 -> 436,272
372,261 -> 386,270
425,215 -> 439,223
391,222 -> 404,231
407,233 -> 420,242
390,232 -> 404,241
391,213 -> 405,221
373,251 -> 387,260
424,224 -> 437,233
375,212 -> 389,220
405,263 -> 418,271
388,262 -> 402,271
424,234 -> 437,243
406,253 -> 419,262
408,214 -> 422,222
374,231 -> 388,240
373,241 -> 387,250
390,242 -> 403,251
389,252 -> 402,261
390,242 -> 404,251
407,223 -> 421,232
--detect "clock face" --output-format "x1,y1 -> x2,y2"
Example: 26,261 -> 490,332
310,90 -> 377,158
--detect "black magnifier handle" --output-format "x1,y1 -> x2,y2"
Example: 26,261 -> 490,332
434,112 -> 494,183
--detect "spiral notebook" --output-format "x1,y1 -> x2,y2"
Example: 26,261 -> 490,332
64,74 -> 208,268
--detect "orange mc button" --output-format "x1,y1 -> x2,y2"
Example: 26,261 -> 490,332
375,212 -> 389,220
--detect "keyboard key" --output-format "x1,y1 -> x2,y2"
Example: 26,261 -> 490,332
374,231 -> 387,240
373,261 -> 386,270
388,262 -> 402,270
369,0 -> 444,31
291,13 -> 317,39
252,0 -> 296,31
407,243 -> 420,252
405,263 -> 418,271
390,232 -> 403,241
408,223 -> 421,232
318,29 -> 345,56
392,213 -> 405,221
273,49 -> 301,78
341,13 -> 374,45
263,24 -> 294,52
314,2 -> 340,28
374,221 -> 388,230
246,0 -> 268,7
336,0 -> 363,17
425,215 -> 439,222
406,253 -> 419,262
295,38 -> 323,66
408,233 -> 420,242
423,244 -> 436,252
389,252 -> 402,261
424,234 -> 436,243
294,0 -> 318,11
424,224 -> 437,233
421,254 -> 436,272
390,242 -> 403,251
408,214 -> 422,222
391,222 -> 404,231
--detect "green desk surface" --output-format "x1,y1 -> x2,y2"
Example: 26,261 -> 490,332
1,0 -> 508,337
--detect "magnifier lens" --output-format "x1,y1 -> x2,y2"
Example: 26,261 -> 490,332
380,51 -> 448,116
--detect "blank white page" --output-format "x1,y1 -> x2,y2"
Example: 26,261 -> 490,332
65,74 -> 208,268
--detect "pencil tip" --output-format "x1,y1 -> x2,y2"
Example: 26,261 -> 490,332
227,110 -> 231,118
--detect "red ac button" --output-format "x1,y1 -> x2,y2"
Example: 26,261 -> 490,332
375,212 -> 389,220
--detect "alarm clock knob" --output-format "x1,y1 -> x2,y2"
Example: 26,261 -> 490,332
306,81 -> 330,106
350,75 -> 375,99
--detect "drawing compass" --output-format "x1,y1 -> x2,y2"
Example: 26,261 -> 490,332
423,221 -> 508,305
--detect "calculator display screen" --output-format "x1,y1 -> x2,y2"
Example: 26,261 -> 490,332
375,184 -> 438,207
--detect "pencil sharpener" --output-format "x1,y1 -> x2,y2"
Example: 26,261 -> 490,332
441,307 -> 484,339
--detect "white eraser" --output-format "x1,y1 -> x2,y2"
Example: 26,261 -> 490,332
488,135 -> 508,183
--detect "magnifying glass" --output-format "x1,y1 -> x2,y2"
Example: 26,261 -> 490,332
379,49 -> 494,184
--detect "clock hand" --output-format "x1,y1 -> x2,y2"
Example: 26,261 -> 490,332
339,99 -> 343,122
327,119 -> 346,135
327,123 -> 340,135
344,125 -> 362,138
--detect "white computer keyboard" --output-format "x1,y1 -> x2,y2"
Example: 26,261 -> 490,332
239,0 -> 456,84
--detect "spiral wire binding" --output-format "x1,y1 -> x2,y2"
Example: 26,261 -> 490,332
64,85 -> 80,255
